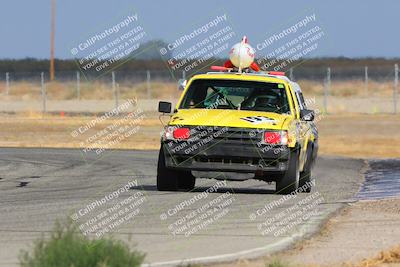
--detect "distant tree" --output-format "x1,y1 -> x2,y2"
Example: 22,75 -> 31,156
133,40 -> 172,60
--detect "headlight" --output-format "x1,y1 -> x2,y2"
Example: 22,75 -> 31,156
163,126 -> 190,141
262,130 -> 288,145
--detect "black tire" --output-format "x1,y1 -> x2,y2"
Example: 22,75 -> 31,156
276,148 -> 300,194
156,146 -> 195,191
299,144 -> 313,193
178,173 -> 196,191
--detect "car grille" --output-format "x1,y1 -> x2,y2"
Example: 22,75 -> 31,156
189,126 -> 262,144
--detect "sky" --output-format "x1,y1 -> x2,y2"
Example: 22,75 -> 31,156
0,0 -> 399,59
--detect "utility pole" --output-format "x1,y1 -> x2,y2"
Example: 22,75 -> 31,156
50,0 -> 56,81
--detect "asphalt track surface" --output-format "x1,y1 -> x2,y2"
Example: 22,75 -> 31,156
0,148 -> 365,266
355,159 -> 400,200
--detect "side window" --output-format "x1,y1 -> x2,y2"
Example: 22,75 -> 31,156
295,91 -> 307,110
287,86 -> 299,118
299,92 -> 307,109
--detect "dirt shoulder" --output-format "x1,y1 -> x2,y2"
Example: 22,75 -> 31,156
278,199 -> 400,267
209,199 -> 400,267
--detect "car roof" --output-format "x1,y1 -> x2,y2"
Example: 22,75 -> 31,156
191,72 -> 302,92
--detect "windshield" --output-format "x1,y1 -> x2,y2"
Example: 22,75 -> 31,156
179,79 -> 290,114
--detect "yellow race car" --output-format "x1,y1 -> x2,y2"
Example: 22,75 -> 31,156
157,71 -> 318,194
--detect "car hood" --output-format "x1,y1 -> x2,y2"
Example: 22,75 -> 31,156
169,109 -> 291,130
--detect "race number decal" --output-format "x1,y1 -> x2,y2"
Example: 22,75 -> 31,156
240,116 -> 276,124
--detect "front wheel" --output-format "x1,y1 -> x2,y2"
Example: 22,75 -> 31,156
157,146 -> 195,191
276,148 -> 299,194
299,144 -> 313,193
178,173 -> 196,191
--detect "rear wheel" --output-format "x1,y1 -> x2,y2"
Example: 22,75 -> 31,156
276,148 -> 299,194
299,144 -> 313,193
157,146 -> 195,191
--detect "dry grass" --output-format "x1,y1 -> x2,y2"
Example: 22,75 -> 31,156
297,79 -> 394,97
345,245 -> 400,267
0,113 -> 398,158
0,81 -> 180,101
0,113 -> 162,150
317,114 -> 400,158
0,79 -> 395,101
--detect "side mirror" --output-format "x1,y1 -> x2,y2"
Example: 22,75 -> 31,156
158,101 -> 172,113
178,79 -> 187,91
300,109 -> 314,121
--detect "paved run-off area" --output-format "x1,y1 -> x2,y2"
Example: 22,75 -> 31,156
0,148 -> 364,266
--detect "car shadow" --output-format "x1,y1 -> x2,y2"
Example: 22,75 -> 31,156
130,185 -> 276,195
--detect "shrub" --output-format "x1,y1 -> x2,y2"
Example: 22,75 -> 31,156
266,259 -> 289,267
19,220 -> 145,267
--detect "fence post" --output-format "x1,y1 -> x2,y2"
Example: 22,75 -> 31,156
146,70 -> 151,99
394,64 -> 398,114
323,80 -> 328,114
364,66 -> 368,94
327,67 -> 331,94
323,67 -> 330,114
41,72 -> 47,113
115,83 -> 120,109
5,72 -> 10,95
76,71 -> 80,100
112,71 -> 116,92
112,71 -> 118,109
289,67 -> 294,81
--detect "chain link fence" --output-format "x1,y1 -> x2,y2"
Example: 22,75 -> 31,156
0,65 -> 398,114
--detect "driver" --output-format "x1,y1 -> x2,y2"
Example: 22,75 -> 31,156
254,96 -> 279,110
241,91 -> 281,111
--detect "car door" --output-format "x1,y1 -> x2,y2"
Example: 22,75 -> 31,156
294,90 -> 313,171
287,85 -> 307,167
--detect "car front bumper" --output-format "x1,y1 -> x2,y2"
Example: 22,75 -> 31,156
162,127 -> 290,174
